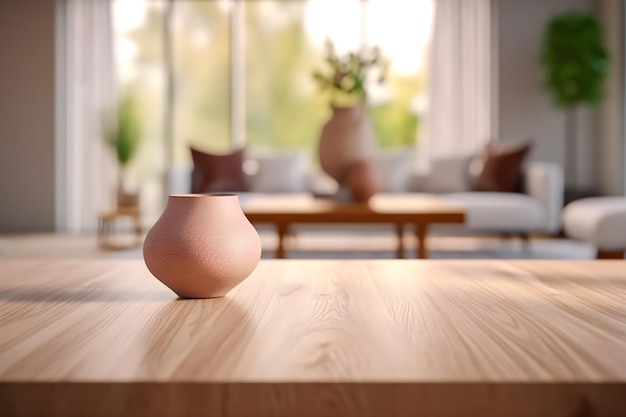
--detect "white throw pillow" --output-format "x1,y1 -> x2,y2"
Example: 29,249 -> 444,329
247,150 -> 309,193
426,154 -> 475,193
373,149 -> 415,193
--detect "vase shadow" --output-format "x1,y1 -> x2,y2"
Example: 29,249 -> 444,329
0,286 -> 175,303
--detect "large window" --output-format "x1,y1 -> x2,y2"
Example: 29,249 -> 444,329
173,2 -> 231,157
113,0 -> 433,182
113,0 -> 167,218
365,0 -> 432,148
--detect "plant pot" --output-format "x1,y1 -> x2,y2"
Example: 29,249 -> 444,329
143,194 -> 261,298
117,186 -> 140,209
117,173 -> 140,208
318,103 -> 377,183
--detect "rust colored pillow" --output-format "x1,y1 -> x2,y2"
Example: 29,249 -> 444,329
190,147 -> 248,193
472,141 -> 533,193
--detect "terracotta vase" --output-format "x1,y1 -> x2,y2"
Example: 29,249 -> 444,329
344,160 -> 380,203
318,103 -> 377,183
143,194 -> 261,298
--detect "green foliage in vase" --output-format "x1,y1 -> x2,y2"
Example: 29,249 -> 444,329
312,39 -> 388,107
542,12 -> 610,108
105,92 -> 143,167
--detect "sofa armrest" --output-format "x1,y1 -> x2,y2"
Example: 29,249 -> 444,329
524,162 -> 563,233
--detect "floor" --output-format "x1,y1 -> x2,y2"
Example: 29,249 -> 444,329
0,229 -> 597,260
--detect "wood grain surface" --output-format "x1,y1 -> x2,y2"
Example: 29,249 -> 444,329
0,259 -> 625,417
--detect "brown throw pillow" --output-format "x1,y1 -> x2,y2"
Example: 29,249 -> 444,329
190,147 -> 248,193
472,141 -> 533,193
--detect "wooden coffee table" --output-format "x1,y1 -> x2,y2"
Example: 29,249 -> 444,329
0,259 -> 625,417
242,194 -> 465,259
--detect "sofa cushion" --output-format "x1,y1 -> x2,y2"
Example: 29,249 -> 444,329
562,197 -> 626,250
373,149 -> 414,193
442,192 -> 546,231
472,140 -> 533,193
247,150 -> 308,193
426,154 -> 474,193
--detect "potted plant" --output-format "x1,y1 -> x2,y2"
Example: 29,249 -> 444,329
312,40 -> 387,200
542,12 -> 610,193
105,91 -> 144,208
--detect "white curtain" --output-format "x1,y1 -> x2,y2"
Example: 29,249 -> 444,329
426,0 -> 494,158
60,0 -> 118,233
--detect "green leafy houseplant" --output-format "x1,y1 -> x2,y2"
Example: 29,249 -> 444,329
312,40 -> 388,107
541,12 -> 609,186
105,92 -> 144,207
542,12 -> 609,107
106,92 -> 143,169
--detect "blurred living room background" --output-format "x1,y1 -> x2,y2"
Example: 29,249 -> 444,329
1,0 -> 625,259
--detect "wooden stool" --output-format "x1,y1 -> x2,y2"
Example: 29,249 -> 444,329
98,207 -> 142,250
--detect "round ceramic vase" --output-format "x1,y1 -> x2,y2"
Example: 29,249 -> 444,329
318,104 -> 377,183
143,194 -> 261,298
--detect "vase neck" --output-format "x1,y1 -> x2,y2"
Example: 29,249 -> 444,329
166,194 -> 241,213
331,104 -> 365,119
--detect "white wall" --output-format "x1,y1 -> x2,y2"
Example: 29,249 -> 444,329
0,0 -> 57,232
498,0 -> 598,189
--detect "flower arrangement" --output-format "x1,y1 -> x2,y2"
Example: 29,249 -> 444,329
312,40 -> 388,107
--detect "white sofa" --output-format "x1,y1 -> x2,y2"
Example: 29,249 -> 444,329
429,162 -> 564,236
169,160 -> 564,238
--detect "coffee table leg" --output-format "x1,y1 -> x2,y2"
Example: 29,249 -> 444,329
416,224 -> 429,259
276,223 -> 288,259
396,223 -> 404,259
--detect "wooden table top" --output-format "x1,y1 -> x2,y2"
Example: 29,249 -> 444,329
1,259 -> 625,417
241,193 -> 465,223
